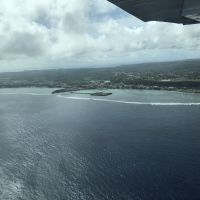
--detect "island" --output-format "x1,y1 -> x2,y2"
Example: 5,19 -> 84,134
51,89 -> 112,96
90,92 -> 112,96
0,59 -> 200,93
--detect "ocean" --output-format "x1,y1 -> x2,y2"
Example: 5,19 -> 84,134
0,88 -> 200,200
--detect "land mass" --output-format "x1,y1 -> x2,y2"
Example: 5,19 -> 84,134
0,59 -> 200,93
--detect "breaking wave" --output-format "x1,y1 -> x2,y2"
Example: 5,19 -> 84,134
57,95 -> 200,106
0,92 -> 199,106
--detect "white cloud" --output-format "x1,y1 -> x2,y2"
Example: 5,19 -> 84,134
0,0 -> 200,71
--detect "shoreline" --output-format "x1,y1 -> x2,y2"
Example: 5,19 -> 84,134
50,87 -> 200,95
0,86 -> 200,94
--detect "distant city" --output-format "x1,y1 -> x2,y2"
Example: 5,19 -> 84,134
0,59 -> 200,93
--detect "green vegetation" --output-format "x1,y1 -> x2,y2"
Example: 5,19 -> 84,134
0,59 -> 200,93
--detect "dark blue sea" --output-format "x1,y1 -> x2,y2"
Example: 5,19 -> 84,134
0,88 -> 200,200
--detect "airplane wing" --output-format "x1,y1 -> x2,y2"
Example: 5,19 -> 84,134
107,0 -> 200,25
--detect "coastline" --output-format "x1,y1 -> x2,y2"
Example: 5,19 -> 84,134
1,87 -> 200,106
51,87 -> 200,95
0,86 -> 199,94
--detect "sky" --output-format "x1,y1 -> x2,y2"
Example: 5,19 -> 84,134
0,0 -> 200,72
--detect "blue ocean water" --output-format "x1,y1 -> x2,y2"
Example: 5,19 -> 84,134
0,88 -> 200,200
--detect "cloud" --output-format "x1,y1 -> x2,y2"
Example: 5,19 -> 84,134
2,32 -> 46,57
0,0 -> 200,71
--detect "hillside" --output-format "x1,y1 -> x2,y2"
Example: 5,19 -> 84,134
0,59 -> 200,92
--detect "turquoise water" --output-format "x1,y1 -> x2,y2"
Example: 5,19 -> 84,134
1,88 -> 199,104
58,89 -> 200,105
